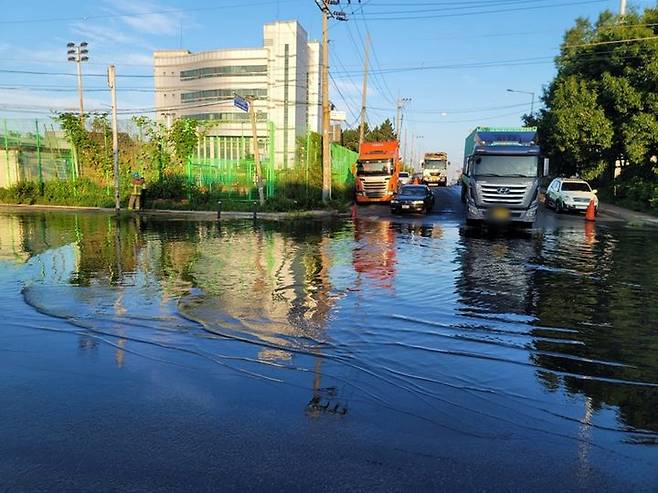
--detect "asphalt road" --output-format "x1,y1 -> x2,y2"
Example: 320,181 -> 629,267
354,185 -> 625,228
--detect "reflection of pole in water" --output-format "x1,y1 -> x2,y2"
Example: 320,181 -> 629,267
305,236 -> 347,418
577,396 -> 593,482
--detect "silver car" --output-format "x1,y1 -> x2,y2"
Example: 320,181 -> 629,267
398,172 -> 411,186
545,177 -> 598,213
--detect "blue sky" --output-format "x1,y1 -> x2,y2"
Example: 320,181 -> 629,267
0,0 -> 652,168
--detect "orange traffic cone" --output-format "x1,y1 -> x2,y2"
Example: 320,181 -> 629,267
585,199 -> 596,222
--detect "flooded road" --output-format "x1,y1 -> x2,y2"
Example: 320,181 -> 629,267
1,198 -> 658,491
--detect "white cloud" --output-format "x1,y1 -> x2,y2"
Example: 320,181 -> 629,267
107,0 -> 185,36
70,21 -> 145,47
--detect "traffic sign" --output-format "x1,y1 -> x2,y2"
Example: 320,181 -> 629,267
234,95 -> 249,112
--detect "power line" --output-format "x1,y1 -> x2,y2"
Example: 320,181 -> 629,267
0,0 -> 297,24
351,0 -> 608,21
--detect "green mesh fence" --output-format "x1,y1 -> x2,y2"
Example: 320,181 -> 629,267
1,116 -> 358,204
1,119 -> 74,188
186,126 -> 358,202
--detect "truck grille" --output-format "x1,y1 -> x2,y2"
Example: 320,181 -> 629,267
480,184 -> 527,205
362,178 -> 390,198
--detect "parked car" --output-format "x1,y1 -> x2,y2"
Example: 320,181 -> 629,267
545,177 -> 598,214
398,171 -> 411,186
391,185 -> 435,214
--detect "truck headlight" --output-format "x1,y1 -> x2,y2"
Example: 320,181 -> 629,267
412,200 -> 424,205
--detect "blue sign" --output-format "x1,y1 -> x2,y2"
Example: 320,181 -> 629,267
234,96 -> 249,112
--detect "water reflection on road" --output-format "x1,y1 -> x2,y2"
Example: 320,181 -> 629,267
1,210 -> 658,489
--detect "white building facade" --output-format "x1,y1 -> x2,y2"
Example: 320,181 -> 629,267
153,21 -> 321,169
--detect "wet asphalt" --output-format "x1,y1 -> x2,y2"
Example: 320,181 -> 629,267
1,194 -> 657,492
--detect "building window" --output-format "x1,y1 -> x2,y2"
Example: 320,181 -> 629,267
181,88 -> 267,103
180,65 -> 268,81
186,112 -> 268,122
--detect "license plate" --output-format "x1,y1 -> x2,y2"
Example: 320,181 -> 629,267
491,208 -> 510,220
402,205 -> 410,209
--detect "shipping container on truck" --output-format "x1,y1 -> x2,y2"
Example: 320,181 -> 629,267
355,140 -> 401,204
422,151 -> 449,186
461,127 -> 547,227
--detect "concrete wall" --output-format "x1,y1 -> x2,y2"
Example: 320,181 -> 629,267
0,150 -> 20,188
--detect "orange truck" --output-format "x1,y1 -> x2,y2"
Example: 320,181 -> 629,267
354,140 -> 401,204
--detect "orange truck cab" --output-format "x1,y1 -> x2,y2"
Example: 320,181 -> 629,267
354,140 -> 401,204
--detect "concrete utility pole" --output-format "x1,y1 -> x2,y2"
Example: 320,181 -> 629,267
315,0 -> 350,203
107,65 -> 120,213
620,0 -> 627,16
395,97 -> 411,139
248,96 -> 265,206
67,42 -> 89,125
358,34 -> 370,146
321,6 -> 331,202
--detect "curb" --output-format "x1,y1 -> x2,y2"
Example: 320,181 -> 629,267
0,203 -> 339,222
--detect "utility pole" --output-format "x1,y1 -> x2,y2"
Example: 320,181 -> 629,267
314,0 -> 350,203
248,96 -> 265,206
66,42 -> 89,125
321,5 -> 331,202
620,0 -> 627,16
107,65 -> 120,213
395,97 -> 410,139
358,34 -> 370,146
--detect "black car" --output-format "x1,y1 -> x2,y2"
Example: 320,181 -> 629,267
391,185 -> 435,214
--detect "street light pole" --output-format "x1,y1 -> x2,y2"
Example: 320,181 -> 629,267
620,0 -> 627,15
506,88 -> 535,116
67,42 -> 89,125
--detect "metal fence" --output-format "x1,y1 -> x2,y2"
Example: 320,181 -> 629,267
1,117 -> 359,202
0,119 -> 74,188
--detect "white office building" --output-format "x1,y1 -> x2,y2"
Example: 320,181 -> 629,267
153,21 -> 321,168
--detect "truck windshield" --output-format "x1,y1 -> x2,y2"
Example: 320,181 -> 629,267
424,160 -> 447,170
357,159 -> 393,176
473,155 -> 538,177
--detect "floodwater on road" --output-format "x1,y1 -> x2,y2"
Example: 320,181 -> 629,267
1,205 -> 658,491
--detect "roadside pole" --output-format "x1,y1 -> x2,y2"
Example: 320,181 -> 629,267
395,97 -> 411,140
107,65 -> 120,213
321,4 -> 332,202
248,96 -> 265,206
358,34 -> 370,146
620,0 -> 626,15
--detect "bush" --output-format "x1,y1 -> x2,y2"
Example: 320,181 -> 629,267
0,182 -> 40,204
613,176 -> 658,213
144,174 -> 193,201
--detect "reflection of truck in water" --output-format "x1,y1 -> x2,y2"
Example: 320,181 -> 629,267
422,152 -> 448,186
355,141 -> 401,204
461,127 -> 546,227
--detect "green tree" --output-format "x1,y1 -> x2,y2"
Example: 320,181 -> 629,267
341,118 -> 397,152
539,76 -> 613,179
536,6 -> 658,186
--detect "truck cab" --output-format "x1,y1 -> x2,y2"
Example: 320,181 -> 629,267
461,127 -> 545,227
422,152 -> 448,186
355,141 -> 400,204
